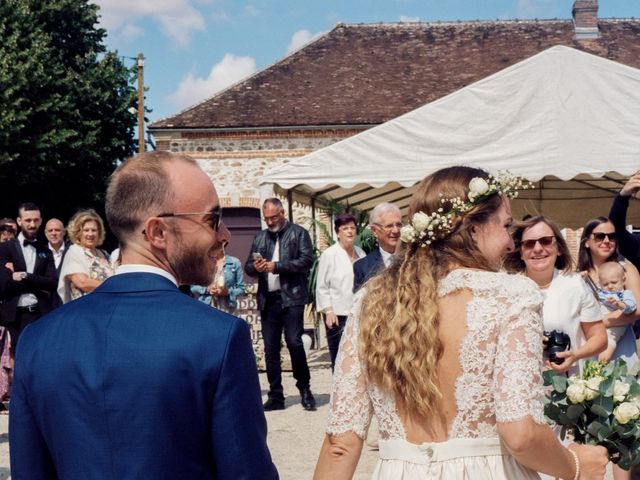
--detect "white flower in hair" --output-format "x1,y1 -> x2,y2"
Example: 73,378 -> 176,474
468,177 -> 490,201
411,212 -> 431,232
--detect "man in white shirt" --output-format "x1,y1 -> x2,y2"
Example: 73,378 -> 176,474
353,202 -> 402,292
45,218 -> 67,273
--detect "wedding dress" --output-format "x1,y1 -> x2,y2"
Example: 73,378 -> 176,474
326,269 -> 546,479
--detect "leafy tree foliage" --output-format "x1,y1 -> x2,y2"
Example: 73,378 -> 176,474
0,0 -> 138,224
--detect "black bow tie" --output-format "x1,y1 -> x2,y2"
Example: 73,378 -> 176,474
23,238 -> 37,247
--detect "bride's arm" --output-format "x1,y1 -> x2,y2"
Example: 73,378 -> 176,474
314,433 -> 363,480
314,292 -> 373,479
494,283 -> 608,478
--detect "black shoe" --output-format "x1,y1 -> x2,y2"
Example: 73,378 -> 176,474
263,398 -> 285,411
300,388 -> 316,411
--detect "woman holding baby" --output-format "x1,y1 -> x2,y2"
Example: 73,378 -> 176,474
577,217 -> 640,364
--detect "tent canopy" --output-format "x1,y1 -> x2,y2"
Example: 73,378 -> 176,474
262,46 -> 640,228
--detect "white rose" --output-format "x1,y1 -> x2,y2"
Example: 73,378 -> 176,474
614,402 -> 640,424
566,382 -> 587,404
614,380 -> 631,403
584,376 -> 604,401
630,395 -> 640,410
411,212 -> 431,232
400,225 -> 416,243
468,177 -> 490,201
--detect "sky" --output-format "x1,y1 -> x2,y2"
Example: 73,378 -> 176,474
94,0 -> 640,124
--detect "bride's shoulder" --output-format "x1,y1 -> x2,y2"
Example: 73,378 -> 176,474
438,269 -> 541,301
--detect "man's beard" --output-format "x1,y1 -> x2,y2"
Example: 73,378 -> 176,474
170,233 -> 218,286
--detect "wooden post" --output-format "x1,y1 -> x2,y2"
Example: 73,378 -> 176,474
137,53 -> 145,153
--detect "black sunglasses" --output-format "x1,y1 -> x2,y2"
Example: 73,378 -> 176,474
157,206 -> 223,231
591,232 -> 617,243
521,235 -> 556,250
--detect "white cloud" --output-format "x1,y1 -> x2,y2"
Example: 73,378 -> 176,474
95,0 -> 205,47
399,15 -> 420,22
169,53 -> 257,110
212,9 -> 231,23
286,29 -> 324,54
244,4 -> 259,16
118,22 -> 144,42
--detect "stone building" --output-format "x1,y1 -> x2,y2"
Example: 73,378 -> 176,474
148,0 -> 640,346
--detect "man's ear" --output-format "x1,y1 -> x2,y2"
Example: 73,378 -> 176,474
143,218 -> 169,249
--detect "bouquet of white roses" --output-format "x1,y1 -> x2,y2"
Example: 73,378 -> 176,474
543,359 -> 640,470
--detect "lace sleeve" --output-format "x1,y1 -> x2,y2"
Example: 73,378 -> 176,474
494,280 -> 546,425
326,290 -> 373,439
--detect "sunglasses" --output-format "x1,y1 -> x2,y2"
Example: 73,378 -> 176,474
158,206 -> 223,231
521,235 -> 556,250
591,232 -> 617,243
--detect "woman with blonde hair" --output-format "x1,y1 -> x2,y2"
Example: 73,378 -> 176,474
57,209 -> 114,303
314,167 -> 608,479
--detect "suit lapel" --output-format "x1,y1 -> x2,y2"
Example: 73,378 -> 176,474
11,239 -> 27,272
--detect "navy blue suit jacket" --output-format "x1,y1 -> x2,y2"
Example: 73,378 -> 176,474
10,272 -> 278,480
353,248 -> 384,292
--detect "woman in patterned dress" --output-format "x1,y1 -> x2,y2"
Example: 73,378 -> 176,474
314,166 -> 608,479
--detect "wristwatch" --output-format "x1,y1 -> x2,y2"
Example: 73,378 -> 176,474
19,272 -> 27,280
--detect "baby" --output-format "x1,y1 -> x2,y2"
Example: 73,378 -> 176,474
597,261 -> 637,362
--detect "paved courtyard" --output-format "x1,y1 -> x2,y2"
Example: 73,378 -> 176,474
0,348 -> 378,479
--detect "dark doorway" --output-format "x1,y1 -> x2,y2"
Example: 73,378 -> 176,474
224,207 -> 261,281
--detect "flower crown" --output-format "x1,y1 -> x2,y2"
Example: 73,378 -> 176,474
400,171 -> 533,246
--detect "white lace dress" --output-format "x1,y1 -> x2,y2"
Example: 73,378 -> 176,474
326,269 -> 546,479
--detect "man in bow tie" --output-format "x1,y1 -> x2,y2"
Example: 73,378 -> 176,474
0,202 -> 57,350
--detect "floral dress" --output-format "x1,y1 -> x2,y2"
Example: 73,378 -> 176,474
57,244 -> 114,303
327,269 -> 545,479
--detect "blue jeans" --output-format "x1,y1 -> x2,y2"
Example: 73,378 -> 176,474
261,293 -> 310,402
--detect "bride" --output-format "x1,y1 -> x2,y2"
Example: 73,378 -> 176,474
314,167 -> 608,479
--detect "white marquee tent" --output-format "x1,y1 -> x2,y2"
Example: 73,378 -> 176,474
262,46 -> 640,228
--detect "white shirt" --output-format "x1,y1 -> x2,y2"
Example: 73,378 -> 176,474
17,232 -> 38,307
116,264 -> 178,287
541,269 -> 602,375
267,238 -> 281,292
380,247 -> 394,267
48,242 -> 66,269
315,243 -> 366,315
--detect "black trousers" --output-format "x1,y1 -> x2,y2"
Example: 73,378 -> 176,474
260,293 -> 310,402
7,307 -> 41,352
325,315 -> 348,372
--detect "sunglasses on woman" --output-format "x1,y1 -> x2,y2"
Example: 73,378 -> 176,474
520,236 -> 556,250
591,232 -> 617,243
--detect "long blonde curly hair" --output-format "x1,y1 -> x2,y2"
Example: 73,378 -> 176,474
359,166 -> 506,419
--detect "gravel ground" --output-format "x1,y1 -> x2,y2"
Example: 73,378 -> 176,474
0,348 -> 378,480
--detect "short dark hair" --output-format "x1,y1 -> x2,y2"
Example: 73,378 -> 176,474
18,202 -> 40,215
263,198 -> 284,212
334,213 -> 357,233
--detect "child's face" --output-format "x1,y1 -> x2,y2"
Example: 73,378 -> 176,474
600,270 -> 625,292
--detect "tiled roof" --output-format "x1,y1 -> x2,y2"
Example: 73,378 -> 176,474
149,19 -> 640,130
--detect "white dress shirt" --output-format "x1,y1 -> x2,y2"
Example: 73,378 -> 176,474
315,243 -> 366,316
267,238 -> 281,292
380,247 -> 394,267
48,242 -> 66,269
116,264 -> 178,287
17,232 -> 38,307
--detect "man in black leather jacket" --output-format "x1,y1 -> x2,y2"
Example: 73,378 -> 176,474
245,198 -> 316,411
609,171 -> 640,270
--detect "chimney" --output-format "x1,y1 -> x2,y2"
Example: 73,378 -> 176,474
572,0 -> 599,39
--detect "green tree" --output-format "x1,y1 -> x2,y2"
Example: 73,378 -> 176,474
0,0 -> 138,223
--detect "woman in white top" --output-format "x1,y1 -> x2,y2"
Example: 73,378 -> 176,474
58,209 -> 114,304
314,167 -> 607,479
505,216 -> 607,376
315,213 -> 365,370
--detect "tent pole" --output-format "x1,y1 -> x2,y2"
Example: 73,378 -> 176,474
311,197 -> 317,244
287,189 -> 294,222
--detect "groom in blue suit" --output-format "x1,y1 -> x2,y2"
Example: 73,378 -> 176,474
10,151 -> 278,479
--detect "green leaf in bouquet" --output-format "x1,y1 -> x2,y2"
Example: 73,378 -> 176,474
566,404 -> 585,422
597,424 -> 614,442
557,412 -> 572,426
551,375 -> 568,393
544,403 -> 562,422
600,377 -> 615,397
594,396 -> 614,416
628,380 -> 640,398
591,404 -> 611,418
587,421 -> 605,437
543,369 -> 557,386
618,423 -> 637,439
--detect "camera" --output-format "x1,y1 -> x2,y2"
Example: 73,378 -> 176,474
543,330 -> 571,365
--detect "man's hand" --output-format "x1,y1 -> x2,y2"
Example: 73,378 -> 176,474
5,262 -> 14,272
620,171 -> 640,197
253,258 -> 268,272
12,271 -> 26,282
